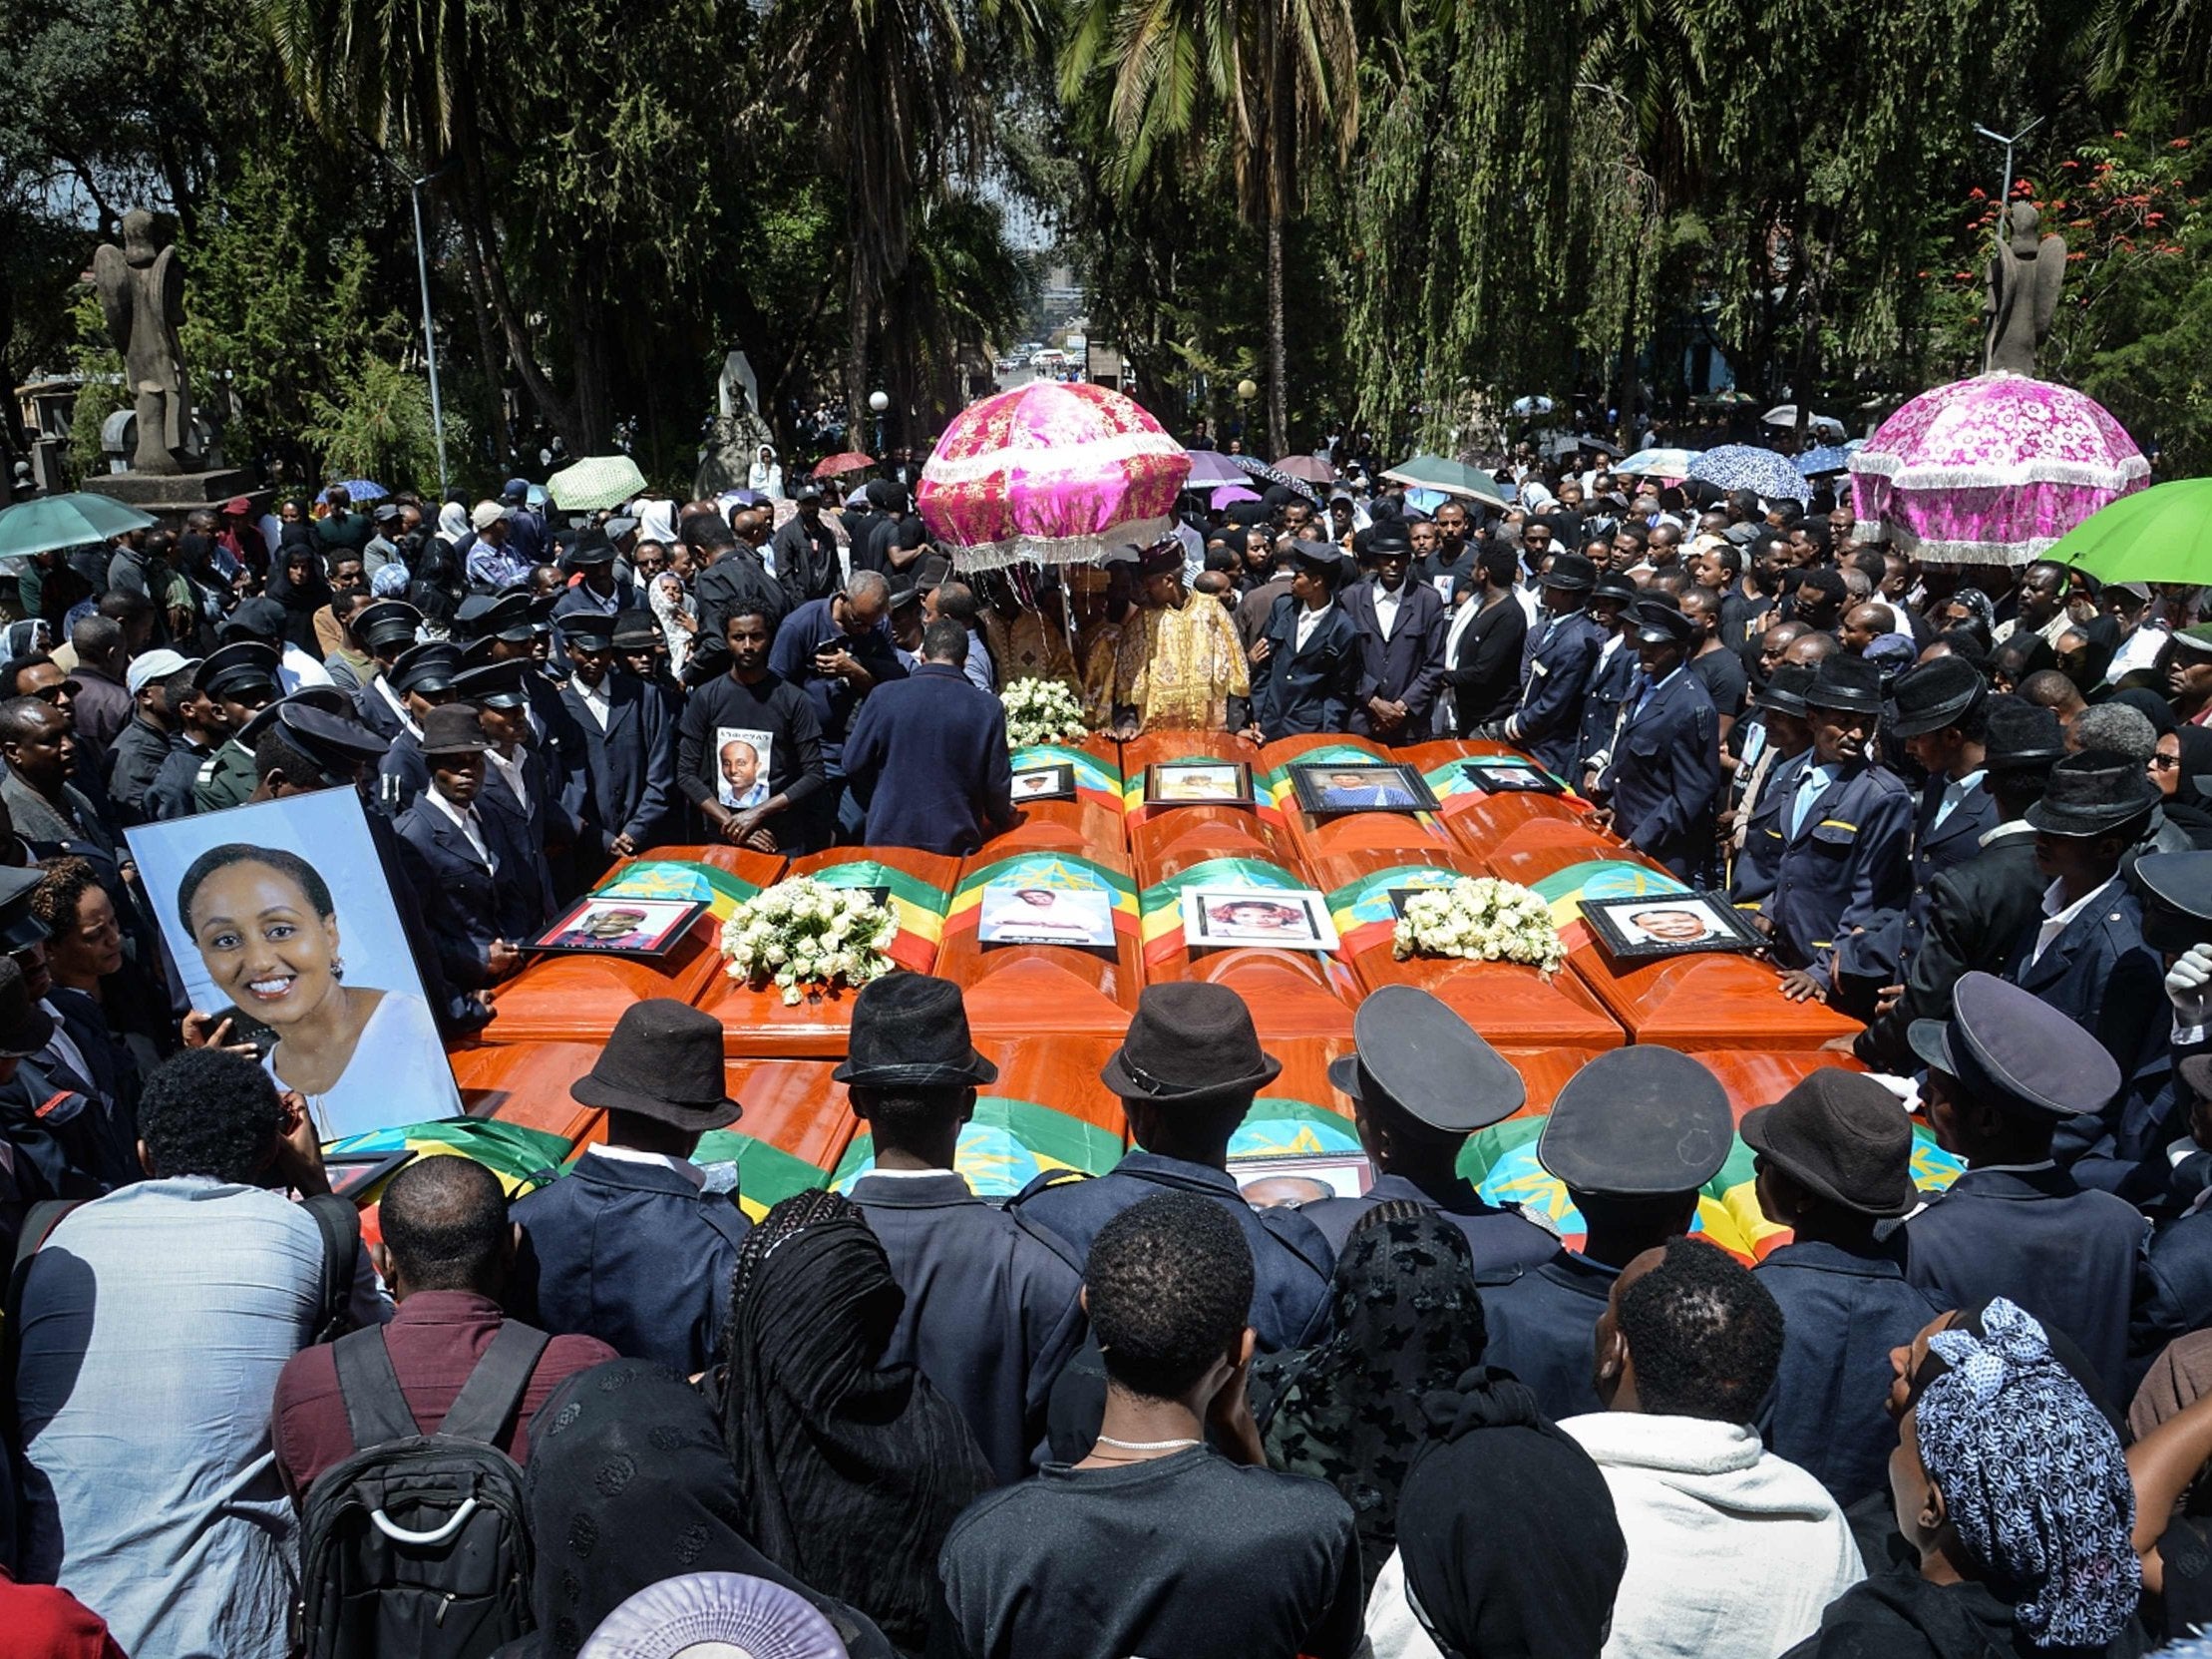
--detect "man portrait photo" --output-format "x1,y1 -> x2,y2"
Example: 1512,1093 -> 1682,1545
1622,904 -> 1718,946
550,904 -> 665,952
977,882 -> 1115,946
1313,766 -> 1417,809
716,728 -> 773,809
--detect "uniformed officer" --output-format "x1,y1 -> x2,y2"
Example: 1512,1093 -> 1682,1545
1486,551 -> 1604,781
457,591 -> 579,767
1743,1068 -> 1941,1507
839,973 -> 1086,1485
1724,661 -> 1814,904
1747,652 -> 1914,1011
612,610 -> 680,701
189,641 -> 282,814
0,874 -> 137,1203
1298,986 -> 1558,1273
350,599 -> 424,740
456,658 -> 564,920
1009,981 -> 1333,1354
375,640 -> 466,816
1250,541 -> 1362,739
1573,572 -> 1641,785
556,613 -> 677,863
1594,598 -> 1720,882
393,703 -> 541,993
246,699 -> 391,800
1478,1045 -> 1731,1423
1899,970 -> 2148,1398
1888,656 -> 1995,952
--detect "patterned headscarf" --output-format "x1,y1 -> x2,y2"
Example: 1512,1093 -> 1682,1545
1917,1298 -> 2139,1649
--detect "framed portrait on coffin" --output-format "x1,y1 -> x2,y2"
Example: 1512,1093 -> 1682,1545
1582,893 -> 1764,961
1181,886 -> 1340,952
1010,761 -> 1078,803
977,881 -> 1117,949
1461,756 -> 1566,795
1146,761 -> 1255,806
126,786 -> 464,1143
1290,760 -> 1438,815
525,896 -> 704,958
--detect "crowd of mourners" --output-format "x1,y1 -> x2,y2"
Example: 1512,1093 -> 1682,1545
8,440 -> 2212,1658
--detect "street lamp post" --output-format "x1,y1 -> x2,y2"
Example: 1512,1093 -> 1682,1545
869,389 -> 890,455
408,174 -> 451,498
1974,118 -> 2043,224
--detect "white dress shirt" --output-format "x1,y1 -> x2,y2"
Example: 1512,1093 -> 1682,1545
574,676 -> 612,731
423,785 -> 497,870
1373,585 -> 1402,642
1294,602 -> 1335,653
2030,875 -> 2117,968
485,746 -> 532,816
591,1142 -> 707,1190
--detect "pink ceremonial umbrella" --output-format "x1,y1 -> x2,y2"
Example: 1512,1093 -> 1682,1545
1847,372 -> 2148,566
918,382 -> 1191,572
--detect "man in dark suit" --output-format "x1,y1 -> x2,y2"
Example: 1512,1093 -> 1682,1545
2003,749 -> 2172,1192
1478,1046 -> 1734,1423
556,614 -> 676,865
1298,987 -> 1558,1274
1594,600 -> 1720,882
393,703 -> 545,994
841,619 -> 1015,856
1572,573 -> 1641,786
510,1002 -> 751,1377
1485,552 -> 1604,782
841,974 -> 1086,1485
1854,700 -> 2064,1073
1898,972 -> 2148,1398
1746,653 -> 1914,1011
1890,657 -> 1999,954
1340,529 -> 1447,744
370,639 -> 465,817
548,529 -> 622,625
456,659 -> 566,923
1250,541 -> 1361,740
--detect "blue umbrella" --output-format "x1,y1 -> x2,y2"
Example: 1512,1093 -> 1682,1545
1793,445 -> 1854,477
325,479 -> 387,503
1687,444 -> 1811,505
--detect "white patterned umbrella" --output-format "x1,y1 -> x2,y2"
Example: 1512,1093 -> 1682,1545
1686,445 -> 1811,505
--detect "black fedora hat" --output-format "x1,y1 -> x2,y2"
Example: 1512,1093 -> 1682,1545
570,999 -> 741,1130
1984,698 -> 2066,772
1101,983 -> 1282,1103
1803,653 -> 1884,715
1541,552 -> 1597,593
1754,661 -> 1816,718
2024,749 -> 2161,838
833,972 -> 999,1089
1886,657 -> 1986,738
1739,1068 -> 1916,1217
1327,985 -> 1524,1133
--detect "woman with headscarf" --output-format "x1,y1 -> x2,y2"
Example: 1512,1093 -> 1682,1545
715,1189 -> 991,1653
1785,1299 -> 2143,1659
436,497 -> 473,550
2150,727 -> 2212,849
264,529 -> 333,654
1250,1204 -> 1487,1592
505,1357 -> 892,1659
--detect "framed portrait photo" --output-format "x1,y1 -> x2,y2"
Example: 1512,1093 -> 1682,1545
977,881 -> 1117,949
1145,761 -> 1254,806
1010,761 -> 1077,803
1181,886 -> 1340,952
1461,756 -> 1566,795
526,895 -> 704,958
1582,893 -> 1763,961
1290,759 -> 1438,815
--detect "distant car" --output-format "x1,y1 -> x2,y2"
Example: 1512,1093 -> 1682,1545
1029,349 -> 1068,370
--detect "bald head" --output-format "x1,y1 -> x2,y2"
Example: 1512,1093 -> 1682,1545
1783,630 -> 1840,667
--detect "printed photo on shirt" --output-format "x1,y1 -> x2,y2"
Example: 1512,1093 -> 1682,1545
1182,886 -> 1339,952
1582,893 -> 1762,962
715,726 -> 775,808
977,881 -> 1117,948
528,895 -> 704,958
125,787 -> 463,1142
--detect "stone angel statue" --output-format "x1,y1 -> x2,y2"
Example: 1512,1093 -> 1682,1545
1983,202 -> 2066,378
93,208 -> 193,475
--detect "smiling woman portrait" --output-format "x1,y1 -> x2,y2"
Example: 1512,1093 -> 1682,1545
174,841 -> 448,1140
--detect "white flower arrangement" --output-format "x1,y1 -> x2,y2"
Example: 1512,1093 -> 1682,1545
719,877 -> 899,1006
1000,676 -> 1088,748
1390,877 -> 1567,975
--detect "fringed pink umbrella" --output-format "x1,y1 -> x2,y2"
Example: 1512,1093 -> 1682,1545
1847,372 -> 2149,566
918,382 -> 1190,572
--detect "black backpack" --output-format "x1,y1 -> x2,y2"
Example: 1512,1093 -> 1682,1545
298,1320 -> 550,1659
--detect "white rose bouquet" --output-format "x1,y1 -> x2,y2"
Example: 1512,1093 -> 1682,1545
720,877 -> 899,1006
1391,877 -> 1566,975
1000,677 -> 1088,748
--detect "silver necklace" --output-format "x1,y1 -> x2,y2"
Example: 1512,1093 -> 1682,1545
1095,1435 -> 1201,1452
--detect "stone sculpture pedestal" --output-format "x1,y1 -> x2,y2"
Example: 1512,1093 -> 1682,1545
82,468 -> 263,521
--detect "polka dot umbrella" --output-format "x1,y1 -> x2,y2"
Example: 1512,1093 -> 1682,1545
918,381 -> 1191,572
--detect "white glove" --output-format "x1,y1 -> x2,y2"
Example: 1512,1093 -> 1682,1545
2169,943 -> 2212,1027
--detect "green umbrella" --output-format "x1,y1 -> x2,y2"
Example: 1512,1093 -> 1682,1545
2047,480 -> 2212,585
1379,453 -> 1509,510
0,493 -> 159,561
546,454 -> 648,513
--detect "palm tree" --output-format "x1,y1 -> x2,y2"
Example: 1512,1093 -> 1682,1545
1062,0 -> 1360,455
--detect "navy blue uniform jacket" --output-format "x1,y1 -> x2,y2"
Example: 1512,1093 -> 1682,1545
1576,639 -> 1638,779
1477,1251 -> 1621,1422
1299,1173 -> 1559,1276
2136,1203 -> 2212,1367
1340,579 -> 1447,740
393,792 -> 546,990
849,1170 -> 1087,1485
558,671 -> 678,856
1009,1151 -> 1334,1353
841,662 -> 1016,857
476,744 -> 565,923
1599,667 -> 1720,882
1253,597 -> 1362,740
1897,1164 -> 2147,1400
1753,1239 -> 1943,1507
1511,610 -> 1605,780
375,728 -> 430,817
2003,881 -> 2174,1194
1906,776 -> 1999,948
511,1150 -> 753,1378
1749,752 -> 1914,985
